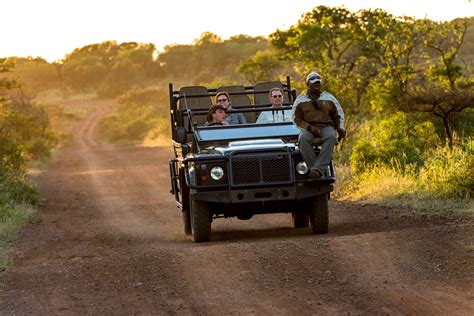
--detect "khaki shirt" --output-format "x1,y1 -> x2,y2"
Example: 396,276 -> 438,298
293,99 -> 341,130
292,92 -> 345,130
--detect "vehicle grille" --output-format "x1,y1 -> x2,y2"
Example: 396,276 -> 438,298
230,152 -> 292,186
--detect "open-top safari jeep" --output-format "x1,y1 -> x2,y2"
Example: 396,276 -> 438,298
168,77 -> 335,242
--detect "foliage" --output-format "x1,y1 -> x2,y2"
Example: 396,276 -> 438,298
0,60 -> 53,225
238,50 -> 282,84
350,112 -> 439,173
100,87 -> 170,143
266,6 -> 473,148
3,57 -> 61,93
1,89 -> 57,160
62,41 -> 157,97
343,138 -> 473,212
420,138 -> 474,199
403,87 -> 474,147
343,162 -> 472,213
158,33 -> 268,85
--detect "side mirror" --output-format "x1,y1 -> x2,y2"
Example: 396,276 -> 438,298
175,127 -> 187,143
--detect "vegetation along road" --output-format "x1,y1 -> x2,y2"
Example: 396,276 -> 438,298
1,100 -> 473,314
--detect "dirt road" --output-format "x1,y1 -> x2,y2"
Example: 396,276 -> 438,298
2,101 -> 473,315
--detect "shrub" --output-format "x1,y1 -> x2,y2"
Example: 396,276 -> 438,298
420,140 -> 474,199
350,112 -> 438,173
100,87 -> 170,143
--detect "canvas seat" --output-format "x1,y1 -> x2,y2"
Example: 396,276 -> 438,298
254,81 -> 291,121
254,81 -> 290,106
217,85 -> 255,123
179,86 -> 211,126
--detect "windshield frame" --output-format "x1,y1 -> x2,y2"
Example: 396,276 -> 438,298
194,121 -> 300,144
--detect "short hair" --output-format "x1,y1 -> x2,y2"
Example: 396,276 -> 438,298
215,91 -> 231,103
206,104 -> 227,122
268,87 -> 283,98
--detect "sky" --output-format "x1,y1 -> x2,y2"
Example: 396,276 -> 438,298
2,0 -> 473,62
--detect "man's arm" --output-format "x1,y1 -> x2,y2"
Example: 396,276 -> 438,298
328,102 -> 346,141
293,105 -> 310,130
322,92 -> 345,130
292,95 -> 311,130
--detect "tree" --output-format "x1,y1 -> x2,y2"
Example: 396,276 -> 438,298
4,57 -> 61,92
193,32 -> 222,46
402,18 -> 473,147
404,88 -> 474,147
62,41 -> 157,96
0,58 -> 16,99
238,51 -> 281,84
424,19 -> 469,90
157,33 -> 268,84
269,6 -> 382,133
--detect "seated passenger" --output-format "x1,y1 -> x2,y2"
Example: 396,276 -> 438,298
256,88 -> 293,124
215,92 -> 247,124
204,104 -> 228,126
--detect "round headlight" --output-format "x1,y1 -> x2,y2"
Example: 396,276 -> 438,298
210,166 -> 224,180
296,161 -> 309,175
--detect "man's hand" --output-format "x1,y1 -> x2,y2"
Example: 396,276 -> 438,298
307,125 -> 321,137
337,128 -> 346,141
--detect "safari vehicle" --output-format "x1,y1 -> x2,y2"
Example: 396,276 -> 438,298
168,77 -> 336,242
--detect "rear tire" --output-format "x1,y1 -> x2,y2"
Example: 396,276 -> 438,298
292,211 -> 309,228
309,194 -> 329,234
190,196 -> 211,242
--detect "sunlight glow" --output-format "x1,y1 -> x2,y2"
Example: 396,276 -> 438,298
1,0 -> 472,62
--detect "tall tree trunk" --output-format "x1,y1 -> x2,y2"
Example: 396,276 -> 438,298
442,115 -> 453,148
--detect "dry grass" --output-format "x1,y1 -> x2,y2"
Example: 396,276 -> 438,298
335,163 -> 473,216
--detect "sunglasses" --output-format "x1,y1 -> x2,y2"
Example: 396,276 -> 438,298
272,95 -> 283,98
217,98 -> 228,102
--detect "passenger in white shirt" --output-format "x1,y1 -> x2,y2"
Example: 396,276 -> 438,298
256,88 -> 293,124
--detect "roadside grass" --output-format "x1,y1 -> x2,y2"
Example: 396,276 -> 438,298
335,136 -> 474,217
0,91 -> 94,271
334,163 -> 473,217
0,204 -> 36,269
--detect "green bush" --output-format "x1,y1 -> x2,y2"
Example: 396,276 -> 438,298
0,138 -> 40,207
0,176 -> 39,207
420,140 -> 474,199
350,112 -> 438,173
341,138 -> 473,212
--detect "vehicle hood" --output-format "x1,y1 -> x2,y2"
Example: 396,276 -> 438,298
198,139 -> 295,155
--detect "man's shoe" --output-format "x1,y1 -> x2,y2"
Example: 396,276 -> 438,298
309,169 -> 322,179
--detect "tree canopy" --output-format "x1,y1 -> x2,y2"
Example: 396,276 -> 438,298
267,6 -> 473,145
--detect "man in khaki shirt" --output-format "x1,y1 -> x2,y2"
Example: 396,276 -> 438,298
292,72 -> 346,179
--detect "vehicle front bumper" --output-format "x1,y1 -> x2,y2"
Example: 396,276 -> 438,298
192,180 -> 334,203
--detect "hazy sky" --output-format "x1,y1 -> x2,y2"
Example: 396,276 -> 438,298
2,0 -> 473,62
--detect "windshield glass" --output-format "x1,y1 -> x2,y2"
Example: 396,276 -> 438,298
195,122 -> 299,142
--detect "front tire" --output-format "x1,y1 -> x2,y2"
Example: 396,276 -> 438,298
190,196 -> 211,242
309,194 -> 329,234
